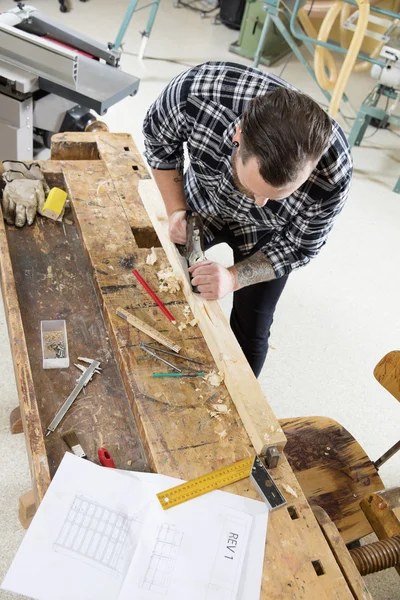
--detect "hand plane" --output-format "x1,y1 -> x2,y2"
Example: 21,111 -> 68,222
177,211 -> 206,294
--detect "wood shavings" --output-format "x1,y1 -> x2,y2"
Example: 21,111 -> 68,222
181,305 -> 197,327
177,323 -> 187,332
204,370 -> 224,387
157,267 -> 180,294
282,483 -> 298,498
211,404 -> 229,413
217,430 -> 227,439
207,409 -> 222,421
146,247 -> 158,265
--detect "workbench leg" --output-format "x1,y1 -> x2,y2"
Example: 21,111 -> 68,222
19,490 -> 37,529
10,406 -> 23,434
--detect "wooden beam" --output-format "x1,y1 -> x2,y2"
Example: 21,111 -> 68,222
139,179 -> 286,457
313,506 -> 374,600
0,209 -> 51,503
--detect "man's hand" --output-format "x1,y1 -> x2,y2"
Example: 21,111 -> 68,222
188,260 -> 238,300
169,209 -> 187,244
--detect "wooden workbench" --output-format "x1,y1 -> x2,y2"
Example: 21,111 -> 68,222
0,132 -> 361,599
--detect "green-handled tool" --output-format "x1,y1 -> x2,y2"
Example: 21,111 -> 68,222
152,372 -> 205,378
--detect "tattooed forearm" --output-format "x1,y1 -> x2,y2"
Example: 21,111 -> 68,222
230,250 -> 276,289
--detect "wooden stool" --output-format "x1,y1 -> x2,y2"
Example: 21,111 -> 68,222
280,351 -> 400,545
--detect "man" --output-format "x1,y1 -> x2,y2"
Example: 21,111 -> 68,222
143,62 -> 352,377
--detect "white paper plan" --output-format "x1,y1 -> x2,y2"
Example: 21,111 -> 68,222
2,453 -> 269,600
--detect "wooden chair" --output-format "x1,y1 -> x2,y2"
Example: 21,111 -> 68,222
279,351 -> 400,545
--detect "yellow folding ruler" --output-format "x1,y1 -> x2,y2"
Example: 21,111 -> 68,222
116,307 -> 181,353
157,456 -> 287,511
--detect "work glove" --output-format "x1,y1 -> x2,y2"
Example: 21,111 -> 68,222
1,161 -> 48,227
2,179 -> 46,227
2,160 -> 44,183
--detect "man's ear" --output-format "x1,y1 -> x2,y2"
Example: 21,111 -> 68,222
232,126 -> 242,145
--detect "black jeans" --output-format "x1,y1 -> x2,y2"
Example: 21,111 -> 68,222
205,226 -> 288,377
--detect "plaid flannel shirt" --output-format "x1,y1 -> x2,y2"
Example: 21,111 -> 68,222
143,62 -> 353,278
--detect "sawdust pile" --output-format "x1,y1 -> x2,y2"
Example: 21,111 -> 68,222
207,401 -> 230,420
146,247 -> 158,265
204,370 -> 224,387
183,305 -> 197,327
157,267 -> 180,294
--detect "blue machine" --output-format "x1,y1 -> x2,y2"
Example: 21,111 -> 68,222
113,0 -> 160,57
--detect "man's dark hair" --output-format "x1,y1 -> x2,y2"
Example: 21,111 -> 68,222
240,87 -> 332,187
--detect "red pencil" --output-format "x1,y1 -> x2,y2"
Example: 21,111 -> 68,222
132,269 -> 176,325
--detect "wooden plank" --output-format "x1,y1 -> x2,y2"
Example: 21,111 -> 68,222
49,134 -> 356,599
313,506 -> 374,600
0,208 -> 50,503
5,212 -> 148,476
139,178 -> 286,457
279,416 -> 383,544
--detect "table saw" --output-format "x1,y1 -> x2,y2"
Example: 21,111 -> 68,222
0,131 -> 381,599
0,4 -> 139,159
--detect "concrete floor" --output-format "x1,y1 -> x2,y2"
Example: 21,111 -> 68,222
0,0 -> 399,598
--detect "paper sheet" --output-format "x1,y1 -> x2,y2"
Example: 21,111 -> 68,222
2,454 -> 268,600
120,470 -> 269,600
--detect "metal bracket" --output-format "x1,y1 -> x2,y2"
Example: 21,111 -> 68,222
265,445 -> 280,469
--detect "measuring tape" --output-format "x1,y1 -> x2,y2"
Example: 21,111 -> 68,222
157,455 -> 287,511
